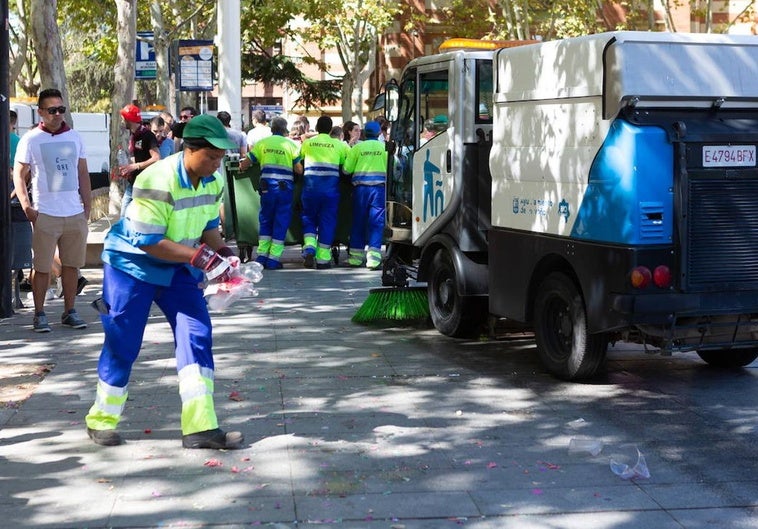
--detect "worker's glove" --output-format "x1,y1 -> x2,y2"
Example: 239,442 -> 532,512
191,244 -> 234,282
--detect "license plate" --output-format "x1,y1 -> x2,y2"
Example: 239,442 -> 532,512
702,145 -> 756,167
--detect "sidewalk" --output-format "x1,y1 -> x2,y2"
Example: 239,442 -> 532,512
1,261 -> 757,528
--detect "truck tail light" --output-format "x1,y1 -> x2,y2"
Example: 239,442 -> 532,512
653,265 -> 672,288
630,266 -> 652,289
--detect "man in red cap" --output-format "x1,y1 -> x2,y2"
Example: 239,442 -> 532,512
119,103 -> 160,216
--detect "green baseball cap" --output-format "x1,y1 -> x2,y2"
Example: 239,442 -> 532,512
182,114 -> 238,150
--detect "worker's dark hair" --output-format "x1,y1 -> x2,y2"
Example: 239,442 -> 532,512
271,117 -> 288,135
182,137 -> 215,150
316,116 -> 333,134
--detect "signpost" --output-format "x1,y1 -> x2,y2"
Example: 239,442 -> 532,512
135,31 -> 157,81
177,40 -> 215,92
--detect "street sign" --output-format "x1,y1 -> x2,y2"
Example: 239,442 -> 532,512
177,39 -> 214,91
136,31 -> 156,80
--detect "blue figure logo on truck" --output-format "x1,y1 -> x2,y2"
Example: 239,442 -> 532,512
423,150 -> 444,221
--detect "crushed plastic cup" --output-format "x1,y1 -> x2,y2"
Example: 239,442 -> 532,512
568,437 -> 603,456
610,447 -> 651,480
239,261 -> 264,283
204,263 -> 263,311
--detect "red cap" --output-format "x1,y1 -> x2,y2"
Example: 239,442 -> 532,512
120,104 -> 142,124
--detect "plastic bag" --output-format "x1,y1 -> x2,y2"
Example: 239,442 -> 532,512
205,262 -> 263,311
610,447 -> 650,480
568,437 -> 603,456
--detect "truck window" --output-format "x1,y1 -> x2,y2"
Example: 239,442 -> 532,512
419,71 -> 449,145
476,60 -> 493,123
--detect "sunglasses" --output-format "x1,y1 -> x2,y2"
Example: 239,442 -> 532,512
44,106 -> 67,115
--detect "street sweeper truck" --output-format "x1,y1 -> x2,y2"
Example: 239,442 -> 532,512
379,32 -> 758,380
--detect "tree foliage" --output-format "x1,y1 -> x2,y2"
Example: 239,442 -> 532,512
300,0 -> 401,121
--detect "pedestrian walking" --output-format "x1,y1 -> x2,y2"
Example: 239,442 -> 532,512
344,120 -> 387,270
84,114 -> 245,450
119,103 -> 160,215
241,117 -> 303,269
12,88 -> 92,333
299,116 -> 350,269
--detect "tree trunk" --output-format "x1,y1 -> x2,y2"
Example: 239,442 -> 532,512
110,0 -> 136,215
8,0 -> 30,98
30,0 -> 70,120
150,0 -> 173,113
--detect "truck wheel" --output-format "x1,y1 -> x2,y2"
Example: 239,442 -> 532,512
534,272 -> 608,380
696,349 -> 758,368
428,250 -> 485,338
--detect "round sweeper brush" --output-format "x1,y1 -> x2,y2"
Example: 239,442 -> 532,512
351,286 -> 429,323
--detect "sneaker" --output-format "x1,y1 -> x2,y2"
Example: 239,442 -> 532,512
76,276 -> 89,295
33,312 -> 52,333
61,309 -> 87,329
182,428 -> 244,449
303,253 -> 315,269
87,427 -> 123,446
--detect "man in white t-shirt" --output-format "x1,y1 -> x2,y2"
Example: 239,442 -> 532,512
246,109 -> 272,149
13,88 -> 92,333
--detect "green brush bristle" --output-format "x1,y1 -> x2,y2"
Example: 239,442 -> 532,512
352,287 -> 429,323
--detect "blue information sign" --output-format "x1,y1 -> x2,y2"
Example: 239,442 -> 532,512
136,31 -> 156,80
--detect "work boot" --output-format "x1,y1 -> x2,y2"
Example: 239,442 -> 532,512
302,253 -> 315,269
182,428 -> 244,449
87,427 -> 123,446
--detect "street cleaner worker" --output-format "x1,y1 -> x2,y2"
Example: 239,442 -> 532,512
241,116 -> 303,270
85,114 -> 245,449
343,121 -> 388,270
299,116 -> 350,269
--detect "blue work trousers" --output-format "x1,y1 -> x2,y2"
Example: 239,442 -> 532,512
350,185 -> 385,251
97,264 -> 213,388
301,188 -> 340,248
259,178 -> 294,242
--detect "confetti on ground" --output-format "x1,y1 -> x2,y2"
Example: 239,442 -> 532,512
487,462 -> 498,469
229,391 -> 243,401
144,428 -> 152,434
532,488 -> 544,495
204,459 -> 223,467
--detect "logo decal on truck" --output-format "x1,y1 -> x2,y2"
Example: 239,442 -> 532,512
422,150 -> 444,221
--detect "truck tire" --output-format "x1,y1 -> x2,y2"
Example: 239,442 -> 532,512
696,349 -> 758,368
534,272 -> 608,380
428,249 -> 486,338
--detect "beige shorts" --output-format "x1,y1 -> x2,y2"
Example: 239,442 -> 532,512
32,212 -> 88,273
